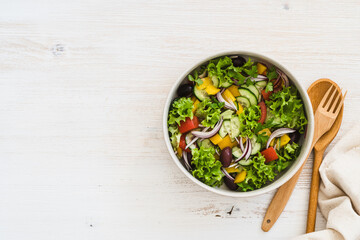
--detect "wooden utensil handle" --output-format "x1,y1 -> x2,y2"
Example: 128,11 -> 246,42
306,148 -> 325,233
262,140 -> 317,232
262,161 -> 305,231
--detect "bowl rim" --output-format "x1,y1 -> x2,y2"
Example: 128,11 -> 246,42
163,51 -> 314,197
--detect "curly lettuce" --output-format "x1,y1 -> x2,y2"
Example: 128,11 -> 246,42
238,105 -> 261,138
275,142 -> 301,172
191,146 -> 224,187
237,142 -> 301,191
237,153 -> 276,191
207,56 -> 257,87
266,86 -> 308,133
168,124 -> 181,150
168,97 -> 194,126
195,98 -> 224,128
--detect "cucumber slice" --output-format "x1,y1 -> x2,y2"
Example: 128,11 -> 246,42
185,132 -> 197,150
236,96 -> 251,108
197,139 -> 213,149
221,81 -> 232,88
250,136 -> 261,155
194,86 -> 209,101
239,158 -> 252,166
229,115 -> 241,139
255,80 -> 267,91
232,146 -> 243,159
246,85 -> 260,101
223,120 -> 232,136
238,88 -> 257,106
219,120 -> 229,138
210,75 -> 219,88
221,110 -> 234,120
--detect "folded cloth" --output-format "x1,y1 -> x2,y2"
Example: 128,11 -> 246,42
294,125 -> 360,240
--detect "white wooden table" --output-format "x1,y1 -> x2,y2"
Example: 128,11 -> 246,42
0,1 -> 359,239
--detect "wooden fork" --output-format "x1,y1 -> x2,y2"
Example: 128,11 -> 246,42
262,85 -> 347,232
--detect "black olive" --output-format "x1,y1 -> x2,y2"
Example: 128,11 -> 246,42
289,131 -> 301,144
177,84 -> 193,97
220,147 -> 232,167
232,56 -> 246,67
224,177 -> 238,190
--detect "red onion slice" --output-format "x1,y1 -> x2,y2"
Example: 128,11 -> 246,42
276,69 -> 290,87
221,168 -> 235,181
215,148 -> 220,156
228,163 -> 238,168
182,151 -> 191,170
251,75 -> 268,82
266,128 -> 296,149
239,137 -> 245,152
185,127 -> 209,149
216,92 -> 237,111
234,140 -> 249,162
244,138 -> 252,160
281,72 -> 289,87
223,94 -> 238,110
191,118 -> 223,139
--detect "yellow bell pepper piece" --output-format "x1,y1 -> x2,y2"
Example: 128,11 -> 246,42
177,147 -> 182,157
257,63 -> 267,75
218,135 -> 238,150
280,134 -> 291,148
205,85 -> 220,95
210,134 -> 223,145
227,85 -> 240,97
258,128 -> 271,137
225,166 -> 242,173
197,77 -> 211,90
234,170 -> 247,183
192,99 -> 200,113
222,89 -> 236,103
191,96 -> 197,102
237,104 -> 244,115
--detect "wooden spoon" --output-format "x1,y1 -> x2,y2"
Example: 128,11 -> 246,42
306,79 -> 344,233
262,78 -> 344,232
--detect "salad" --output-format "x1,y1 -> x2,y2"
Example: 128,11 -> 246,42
167,55 -> 308,191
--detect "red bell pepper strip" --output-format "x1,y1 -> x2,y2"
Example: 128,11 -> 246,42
178,116 -> 199,133
261,147 -> 278,163
258,101 -> 267,124
179,134 -> 191,152
261,89 -> 273,101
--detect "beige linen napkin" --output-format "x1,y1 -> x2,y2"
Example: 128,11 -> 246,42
294,125 -> 360,240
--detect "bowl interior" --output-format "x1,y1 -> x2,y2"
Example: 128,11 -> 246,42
163,51 -> 314,197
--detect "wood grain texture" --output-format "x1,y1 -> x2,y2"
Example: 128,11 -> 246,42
0,0 -> 359,239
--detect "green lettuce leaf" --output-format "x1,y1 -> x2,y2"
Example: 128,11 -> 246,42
167,97 -> 194,126
188,65 -> 206,85
195,98 -> 224,128
266,66 -> 278,81
207,57 -> 258,87
275,142 -> 301,172
191,146 -> 224,187
266,86 -> 308,133
237,153 -> 276,191
238,105 -> 261,138
265,82 -> 273,93
168,124 -> 181,150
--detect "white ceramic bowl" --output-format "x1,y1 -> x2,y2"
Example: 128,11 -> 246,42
163,51 -> 314,197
